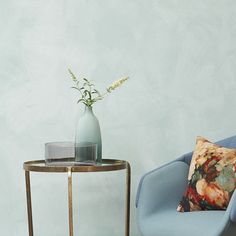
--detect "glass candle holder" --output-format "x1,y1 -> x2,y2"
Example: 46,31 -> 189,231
45,142 -> 75,165
75,142 -> 97,164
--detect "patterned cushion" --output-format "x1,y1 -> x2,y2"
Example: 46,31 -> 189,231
177,136 -> 236,212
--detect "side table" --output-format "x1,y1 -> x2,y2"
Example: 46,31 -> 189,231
23,159 -> 131,236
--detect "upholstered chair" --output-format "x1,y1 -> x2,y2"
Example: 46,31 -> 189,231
136,135 -> 236,236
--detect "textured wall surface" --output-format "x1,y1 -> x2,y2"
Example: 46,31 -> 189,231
1,0 -> 236,235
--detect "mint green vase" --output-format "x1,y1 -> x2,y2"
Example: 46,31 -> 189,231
75,106 -> 102,162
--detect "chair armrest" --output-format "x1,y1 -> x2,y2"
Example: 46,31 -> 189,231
229,190 -> 236,223
136,161 -> 189,218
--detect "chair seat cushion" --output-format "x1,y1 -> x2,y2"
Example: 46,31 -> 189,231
140,208 -> 225,236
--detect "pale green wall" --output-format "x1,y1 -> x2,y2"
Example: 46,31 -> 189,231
1,0 -> 236,235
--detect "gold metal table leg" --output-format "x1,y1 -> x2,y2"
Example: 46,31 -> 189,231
125,162 -> 131,236
68,168 -> 74,236
25,171 -> 33,236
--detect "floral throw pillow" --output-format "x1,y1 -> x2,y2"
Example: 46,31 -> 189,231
177,136 -> 236,212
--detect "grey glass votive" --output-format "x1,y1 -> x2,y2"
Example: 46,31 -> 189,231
45,142 -> 75,165
75,142 -> 97,164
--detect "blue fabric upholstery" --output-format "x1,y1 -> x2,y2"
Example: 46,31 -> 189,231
136,135 -> 236,236
229,191 -> 236,223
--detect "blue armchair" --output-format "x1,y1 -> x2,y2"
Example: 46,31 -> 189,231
136,136 -> 236,236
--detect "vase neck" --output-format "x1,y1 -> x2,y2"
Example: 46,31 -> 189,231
84,106 -> 93,114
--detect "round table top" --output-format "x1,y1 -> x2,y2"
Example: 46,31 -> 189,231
23,158 -> 128,173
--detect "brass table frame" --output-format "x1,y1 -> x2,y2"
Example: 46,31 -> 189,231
23,159 -> 131,236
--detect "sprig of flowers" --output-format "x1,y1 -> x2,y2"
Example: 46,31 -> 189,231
107,77 -> 129,92
69,69 -> 129,107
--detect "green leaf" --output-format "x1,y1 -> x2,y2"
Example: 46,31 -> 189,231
71,86 -> 80,91
93,89 -> 101,96
68,69 -> 77,82
83,90 -> 89,96
77,99 -> 84,103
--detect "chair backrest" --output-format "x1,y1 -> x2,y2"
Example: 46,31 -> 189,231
181,135 -> 236,165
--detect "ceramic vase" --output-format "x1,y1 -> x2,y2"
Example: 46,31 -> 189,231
75,106 -> 102,162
